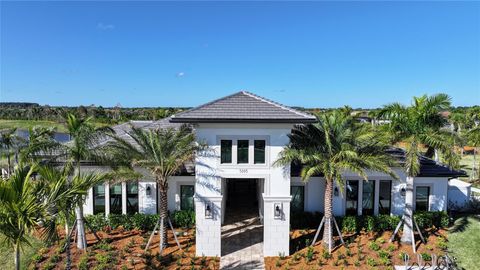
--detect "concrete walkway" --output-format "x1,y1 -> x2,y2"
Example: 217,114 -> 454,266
220,210 -> 264,270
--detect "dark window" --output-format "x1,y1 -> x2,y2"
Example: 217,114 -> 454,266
93,184 -> 105,215
110,183 -> 123,214
346,180 -> 359,215
415,186 -> 430,211
362,181 -> 375,215
221,140 -> 232,164
237,140 -> 249,164
379,180 -> 392,215
291,186 -> 305,213
127,182 -> 139,214
180,185 -> 195,210
254,140 -> 266,164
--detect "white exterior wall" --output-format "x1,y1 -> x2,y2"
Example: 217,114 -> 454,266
81,164 -> 194,216
194,123 -> 293,256
448,179 -> 472,209
292,169 -> 449,217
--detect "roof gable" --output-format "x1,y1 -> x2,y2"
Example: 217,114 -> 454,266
170,91 -> 316,123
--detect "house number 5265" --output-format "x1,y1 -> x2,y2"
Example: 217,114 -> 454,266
239,169 -> 248,173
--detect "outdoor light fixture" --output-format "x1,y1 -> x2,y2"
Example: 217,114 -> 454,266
274,203 -> 283,219
334,187 -> 339,197
401,187 -> 406,197
146,186 -> 151,196
205,202 -> 213,219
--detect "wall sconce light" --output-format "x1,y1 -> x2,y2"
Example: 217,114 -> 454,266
146,186 -> 151,196
334,187 -> 339,197
205,202 -> 213,219
400,187 -> 406,197
274,203 -> 283,219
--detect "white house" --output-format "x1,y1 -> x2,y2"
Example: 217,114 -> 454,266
81,91 -> 465,257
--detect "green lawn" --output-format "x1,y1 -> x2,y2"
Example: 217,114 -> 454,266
0,119 -> 68,132
0,235 -> 44,270
448,215 -> 480,270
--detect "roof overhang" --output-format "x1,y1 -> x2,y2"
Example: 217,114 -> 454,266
169,117 -> 317,124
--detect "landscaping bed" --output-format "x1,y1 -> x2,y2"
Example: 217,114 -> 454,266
31,227 -> 219,270
265,228 -> 448,269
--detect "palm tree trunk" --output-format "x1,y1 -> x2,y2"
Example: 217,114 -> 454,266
472,148 -> 477,180
322,178 -> 334,248
7,152 -> 11,176
159,182 -> 169,251
75,206 -> 87,250
65,224 -> 72,270
14,242 -> 20,270
401,176 -> 414,244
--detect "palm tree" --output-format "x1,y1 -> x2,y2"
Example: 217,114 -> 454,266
36,165 -> 107,270
378,93 -> 457,244
33,113 -> 113,250
0,128 -> 22,176
275,110 -> 397,252
0,165 -> 44,270
105,125 -> 200,252
468,127 -> 480,180
19,126 -> 59,163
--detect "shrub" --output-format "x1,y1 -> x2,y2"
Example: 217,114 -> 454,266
340,216 -> 357,232
366,257 -> 377,267
414,211 -> 450,229
421,253 -> 432,262
78,253 -> 89,270
306,246 -> 314,262
43,262 -> 55,270
85,214 -> 108,232
171,210 -> 195,228
31,254 -> 43,263
368,241 -> 380,251
50,254 -> 61,263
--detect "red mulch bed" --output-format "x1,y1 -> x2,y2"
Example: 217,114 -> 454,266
32,227 -> 219,270
265,228 -> 448,269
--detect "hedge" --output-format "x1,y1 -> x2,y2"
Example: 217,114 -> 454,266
85,210 -> 195,232
290,211 -> 450,232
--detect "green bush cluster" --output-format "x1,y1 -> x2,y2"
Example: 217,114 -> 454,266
85,210 -> 195,232
290,211 -> 450,232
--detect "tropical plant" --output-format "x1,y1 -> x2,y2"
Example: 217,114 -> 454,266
19,126 -> 59,163
0,165 -> 44,270
0,128 -> 23,176
105,124 -> 200,251
36,164 -> 107,270
52,113 -> 113,250
378,93 -> 457,243
275,110 -> 397,252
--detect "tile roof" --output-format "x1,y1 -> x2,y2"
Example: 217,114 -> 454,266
291,147 -> 466,178
170,91 -> 316,123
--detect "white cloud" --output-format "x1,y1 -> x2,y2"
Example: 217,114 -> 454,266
176,72 -> 185,78
97,22 -> 115,31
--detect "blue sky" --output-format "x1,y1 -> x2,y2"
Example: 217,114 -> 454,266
1,1 -> 479,108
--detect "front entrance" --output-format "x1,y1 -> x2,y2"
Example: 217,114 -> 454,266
220,178 -> 264,269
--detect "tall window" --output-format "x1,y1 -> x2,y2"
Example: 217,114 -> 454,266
346,180 -> 359,215
221,140 -> 232,164
362,181 -> 375,215
93,184 -> 105,215
291,186 -> 305,213
254,140 -> 266,164
180,185 -> 195,210
415,186 -> 430,211
237,140 -> 249,164
379,180 -> 392,215
110,183 -> 123,214
127,182 -> 139,214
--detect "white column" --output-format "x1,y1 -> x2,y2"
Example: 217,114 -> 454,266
194,195 -> 222,257
263,195 -> 291,256
122,182 -> 127,214
105,182 -> 110,215
358,180 -> 363,216
374,180 -> 380,215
